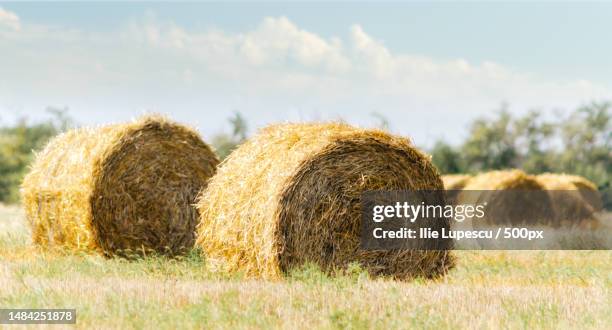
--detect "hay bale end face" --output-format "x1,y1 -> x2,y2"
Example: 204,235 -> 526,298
21,116 -> 219,256
196,122 -> 454,280
457,170 -> 556,226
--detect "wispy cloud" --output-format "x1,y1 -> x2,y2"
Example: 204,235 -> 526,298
122,16 -> 611,103
0,7 -> 20,31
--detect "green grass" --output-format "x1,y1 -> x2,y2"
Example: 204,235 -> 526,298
1,205 -> 610,329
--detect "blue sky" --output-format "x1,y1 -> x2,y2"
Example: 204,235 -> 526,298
1,2 -> 611,146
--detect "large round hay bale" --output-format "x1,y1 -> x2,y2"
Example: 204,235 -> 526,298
21,116 -> 219,256
457,170 -> 556,226
442,174 -> 472,190
196,122 -> 454,280
536,173 -> 601,229
537,173 -> 603,212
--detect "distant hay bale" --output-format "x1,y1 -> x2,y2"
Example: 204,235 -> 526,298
537,173 -> 602,212
21,116 -> 219,256
536,173 -> 602,229
442,174 -> 471,205
442,174 -> 472,190
463,170 -> 542,191
196,122 -> 454,280
457,170 -> 556,226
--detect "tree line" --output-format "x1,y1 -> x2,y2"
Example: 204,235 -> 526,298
430,102 -> 610,208
0,103 -> 609,207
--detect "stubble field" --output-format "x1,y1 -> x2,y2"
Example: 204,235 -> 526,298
0,205 -> 610,329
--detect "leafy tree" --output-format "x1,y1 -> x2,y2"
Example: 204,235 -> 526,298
555,102 -> 611,207
211,112 -> 249,160
461,108 -> 518,171
0,108 -> 73,203
431,141 -> 464,174
512,110 -> 556,173
556,102 -> 610,185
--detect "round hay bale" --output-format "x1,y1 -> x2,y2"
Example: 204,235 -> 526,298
442,174 -> 471,206
196,122 -> 454,280
21,116 -> 219,256
442,174 -> 472,190
536,173 -> 601,229
456,170 -> 556,226
537,173 -> 603,212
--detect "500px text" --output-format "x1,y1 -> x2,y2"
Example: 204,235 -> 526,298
372,227 -> 544,241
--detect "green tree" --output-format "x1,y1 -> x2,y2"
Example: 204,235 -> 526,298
512,110 -> 556,173
556,102 -> 611,186
430,141 -> 465,174
461,108 -> 518,171
0,108 -> 73,203
211,112 -> 249,160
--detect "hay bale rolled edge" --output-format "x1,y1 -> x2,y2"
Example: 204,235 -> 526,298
536,173 -> 601,229
196,122 -> 454,280
537,173 -> 603,211
21,115 -> 219,256
442,174 -> 472,205
442,174 -> 472,190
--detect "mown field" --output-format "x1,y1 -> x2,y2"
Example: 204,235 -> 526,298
0,205 -> 610,329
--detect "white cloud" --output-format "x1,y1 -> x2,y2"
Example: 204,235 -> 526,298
240,17 -> 350,72
127,16 -> 350,74
1,14 -> 611,144
120,15 -> 612,103
0,7 -> 20,31
350,25 -> 393,77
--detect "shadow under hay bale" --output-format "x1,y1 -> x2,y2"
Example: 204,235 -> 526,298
456,170 -> 556,227
196,122 -> 454,280
536,174 -> 602,229
21,116 -> 219,256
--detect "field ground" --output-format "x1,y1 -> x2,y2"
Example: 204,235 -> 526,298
0,205 -> 610,329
